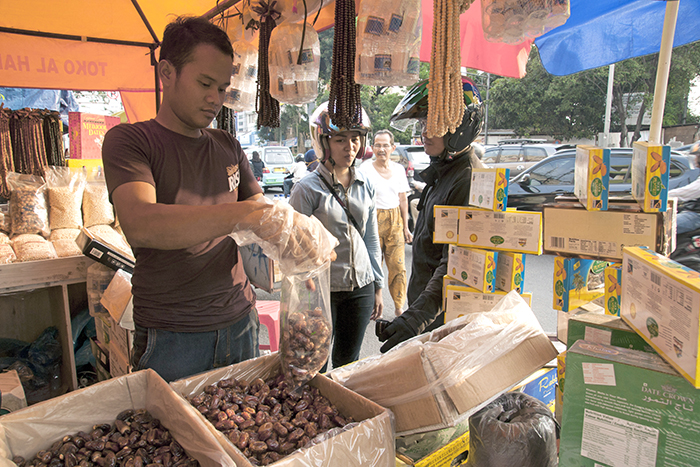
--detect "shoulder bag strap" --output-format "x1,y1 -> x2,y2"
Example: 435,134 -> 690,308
317,173 -> 362,232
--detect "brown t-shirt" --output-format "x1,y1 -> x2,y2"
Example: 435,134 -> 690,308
102,120 -> 262,332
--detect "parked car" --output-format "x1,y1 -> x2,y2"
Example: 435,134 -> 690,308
244,146 -> 295,191
482,139 -> 571,178
390,144 -> 431,183
506,147 -> 700,211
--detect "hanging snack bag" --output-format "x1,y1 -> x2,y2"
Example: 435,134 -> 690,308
45,165 -> 86,231
6,172 -> 50,238
355,0 -> 422,86
224,40 -> 259,112
268,22 -> 321,105
83,167 -> 115,228
279,261 -> 332,389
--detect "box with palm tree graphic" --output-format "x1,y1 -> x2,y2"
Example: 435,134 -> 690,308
553,256 -> 608,312
632,141 -> 670,212
574,145 -> 610,211
604,262 -> 623,316
447,245 -> 498,293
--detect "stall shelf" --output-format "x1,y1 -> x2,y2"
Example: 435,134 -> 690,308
0,256 -> 91,394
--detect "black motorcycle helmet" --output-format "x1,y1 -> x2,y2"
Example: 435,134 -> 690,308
390,78 -> 484,159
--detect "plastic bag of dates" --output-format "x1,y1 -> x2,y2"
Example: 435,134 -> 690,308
279,262 -> 332,390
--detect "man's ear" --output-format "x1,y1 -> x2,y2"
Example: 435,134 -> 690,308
159,60 -> 175,83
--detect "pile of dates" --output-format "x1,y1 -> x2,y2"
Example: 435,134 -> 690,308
12,409 -> 198,467
281,307 -> 331,387
188,374 -> 353,466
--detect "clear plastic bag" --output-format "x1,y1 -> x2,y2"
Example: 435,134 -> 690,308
0,203 -> 10,233
87,224 -> 134,261
279,262 -> 332,389
0,243 -> 16,264
82,167 -> 115,228
0,232 -> 9,245
52,239 -> 83,257
230,197 -> 338,277
45,165 -> 87,230
12,235 -> 57,262
268,22 -> 320,105
6,172 -> 49,237
355,0 -> 422,86
224,40 -> 258,112
481,0 -> 570,44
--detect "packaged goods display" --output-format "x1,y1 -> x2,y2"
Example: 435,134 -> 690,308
68,112 -> 120,160
7,172 -> 50,237
0,242 -> 16,263
481,0 -> 570,44
170,354 -> 395,467
45,166 -> 86,230
355,0 -> 422,86
225,40 -> 258,112
83,168 -> 115,228
0,203 -> 10,232
603,262 -> 622,316
0,231 -> 10,244
632,141 -> 670,212
443,284 -> 532,324
469,168 -> 509,211
552,257 -> 607,312
574,145 -> 610,211
447,245 -> 497,293
560,341 -> 700,467
621,246 -> 700,388
268,22 -> 320,105
566,312 -> 654,353
496,251 -> 526,293
11,233 -> 57,262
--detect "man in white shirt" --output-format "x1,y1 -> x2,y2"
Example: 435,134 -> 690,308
360,130 -> 412,315
669,142 -> 700,234
284,154 -> 309,197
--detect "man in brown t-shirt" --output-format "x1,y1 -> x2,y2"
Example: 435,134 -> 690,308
102,17 -> 332,382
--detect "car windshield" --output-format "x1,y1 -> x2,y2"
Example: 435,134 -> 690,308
265,149 -> 292,164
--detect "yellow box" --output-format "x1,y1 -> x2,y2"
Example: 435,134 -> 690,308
496,251 -> 526,293
447,245 -> 497,293
468,168 -> 509,211
631,141 -> 670,212
604,262 -> 622,316
444,284 -> 532,323
621,246 -> 700,388
432,206 -> 460,243
574,145 -> 610,211
454,207 -> 542,254
552,256 -> 607,312
66,158 -> 103,171
555,351 -> 565,425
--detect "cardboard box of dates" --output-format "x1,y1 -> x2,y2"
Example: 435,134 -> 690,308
0,369 -> 235,467
169,353 -> 395,467
329,291 -> 559,436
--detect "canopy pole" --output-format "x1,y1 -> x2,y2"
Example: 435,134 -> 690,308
649,0 -> 680,144
603,64 -> 614,146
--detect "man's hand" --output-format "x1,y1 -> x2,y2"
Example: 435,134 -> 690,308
378,314 -> 418,353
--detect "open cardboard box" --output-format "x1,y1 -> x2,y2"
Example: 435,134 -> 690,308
169,353 -> 395,467
329,291 -> 558,436
0,370 -> 235,467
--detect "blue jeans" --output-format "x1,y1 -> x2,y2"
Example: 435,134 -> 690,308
324,283 -> 375,371
131,309 -> 260,382
676,211 -> 700,234
283,178 -> 294,197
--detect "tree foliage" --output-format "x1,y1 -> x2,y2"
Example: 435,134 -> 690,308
488,42 -> 700,144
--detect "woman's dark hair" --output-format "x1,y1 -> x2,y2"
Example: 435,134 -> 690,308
160,16 -> 233,74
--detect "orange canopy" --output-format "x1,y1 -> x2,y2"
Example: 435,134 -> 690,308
0,0 -> 340,122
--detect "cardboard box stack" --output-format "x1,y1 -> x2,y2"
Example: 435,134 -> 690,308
574,145 -> 610,211
552,256 -> 608,312
604,262 -> 622,316
632,141 -> 671,212
468,167 -> 509,212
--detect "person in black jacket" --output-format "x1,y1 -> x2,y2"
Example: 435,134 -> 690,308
378,78 -> 485,352
250,150 -> 265,181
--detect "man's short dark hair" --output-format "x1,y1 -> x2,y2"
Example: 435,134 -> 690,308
160,16 -> 233,74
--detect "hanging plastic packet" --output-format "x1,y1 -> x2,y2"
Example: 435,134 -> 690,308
268,21 -> 320,105
279,261 -> 332,389
482,0 -> 570,44
355,0 -> 422,87
224,40 -> 259,112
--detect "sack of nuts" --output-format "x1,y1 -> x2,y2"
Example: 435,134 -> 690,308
279,262 -> 332,390
6,172 -> 50,238
45,165 -> 86,230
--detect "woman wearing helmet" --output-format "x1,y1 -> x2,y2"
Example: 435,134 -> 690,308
289,101 -> 385,370
378,78 -> 485,353
668,142 -> 700,234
